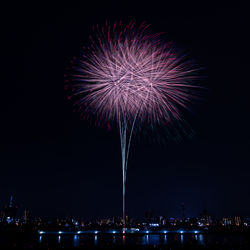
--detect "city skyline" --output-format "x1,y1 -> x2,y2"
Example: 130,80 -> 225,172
1,195 -> 249,221
2,195 -> 250,235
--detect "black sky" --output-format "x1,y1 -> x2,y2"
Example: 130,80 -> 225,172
1,2 -> 250,220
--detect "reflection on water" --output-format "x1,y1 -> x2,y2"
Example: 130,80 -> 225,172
94,235 -> 98,246
87,233 -> 204,246
122,235 -> 126,245
142,234 -> 149,245
164,234 -> 167,244
37,233 -> 247,248
198,234 -> 204,246
73,235 -> 80,247
1,230 -> 250,249
180,234 -> 184,244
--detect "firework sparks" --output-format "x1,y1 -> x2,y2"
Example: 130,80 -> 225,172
66,21 -> 199,230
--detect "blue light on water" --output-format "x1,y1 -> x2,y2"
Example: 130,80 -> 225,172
164,235 -> 167,244
163,231 -> 168,234
112,231 -> 116,234
39,231 -> 44,234
194,231 -> 198,234
141,234 -> 150,245
199,234 -> 204,245
180,230 -> 184,234
94,235 -> 98,245
77,231 -> 81,234
58,231 -> 62,234
73,235 -> 80,247
95,231 -> 98,234
146,230 -> 149,234
181,234 -> 184,243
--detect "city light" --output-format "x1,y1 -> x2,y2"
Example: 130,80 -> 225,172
34,229 -> 207,235
149,223 -> 160,227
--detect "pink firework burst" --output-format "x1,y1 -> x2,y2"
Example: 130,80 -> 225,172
66,21 -> 200,229
67,21 -> 199,127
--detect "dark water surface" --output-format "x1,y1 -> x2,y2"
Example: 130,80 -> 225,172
2,232 -> 250,249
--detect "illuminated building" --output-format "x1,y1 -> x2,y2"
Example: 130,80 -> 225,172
4,196 -> 17,223
198,210 -> 213,227
222,218 -> 232,226
233,216 -> 241,226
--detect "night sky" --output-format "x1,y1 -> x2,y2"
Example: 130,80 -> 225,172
1,2 -> 250,220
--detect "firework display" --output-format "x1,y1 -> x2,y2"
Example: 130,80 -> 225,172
67,21 -> 198,230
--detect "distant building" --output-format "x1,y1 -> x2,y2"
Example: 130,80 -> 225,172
23,209 -> 30,224
233,216 -> 241,226
222,218 -> 232,226
198,210 -> 213,227
4,196 -> 17,223
243,218 -> 250,227
159,216 -> 167,226
169,217 -> 177,226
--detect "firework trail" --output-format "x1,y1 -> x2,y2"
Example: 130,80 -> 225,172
66,21 -> 199,230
